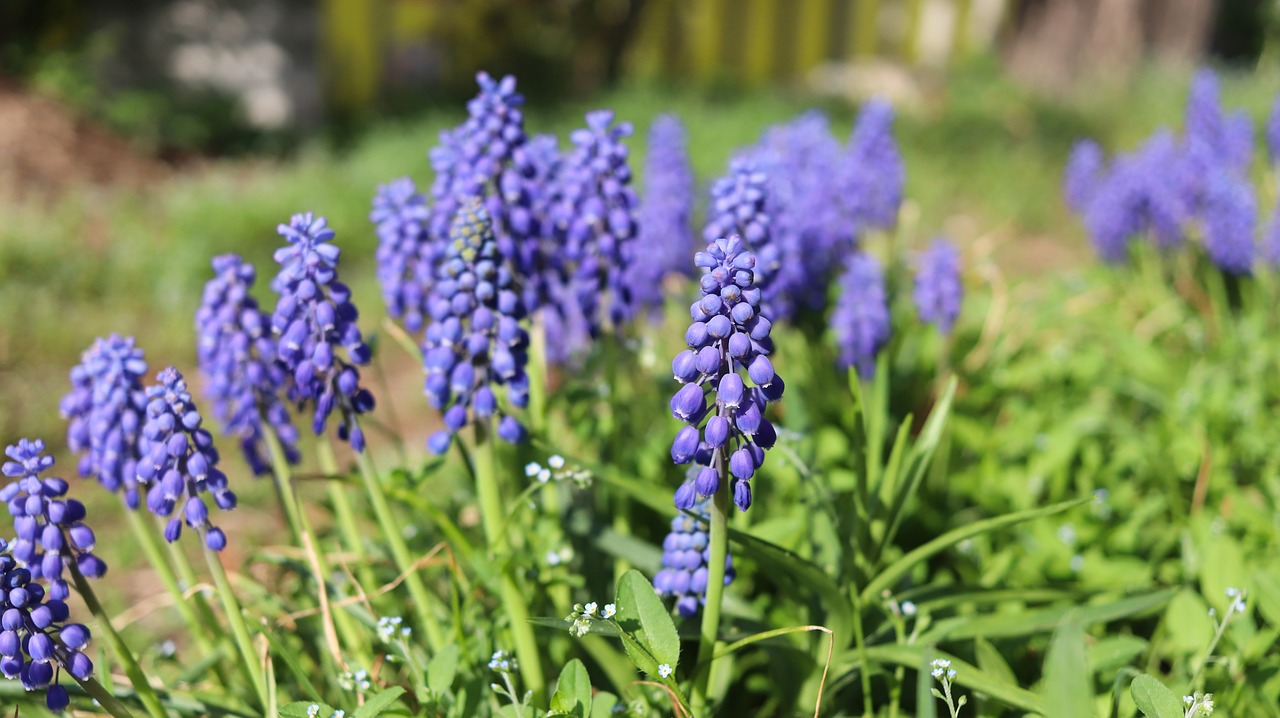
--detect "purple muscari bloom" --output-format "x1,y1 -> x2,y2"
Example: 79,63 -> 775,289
271,213 -> 376,450
749,112 -> 850,319
652,504 -> 734,619
1063,139 -> 1105,213
833,253 -> 891,379
1268,92 -> 1280,164
196,255 -> 300,476
371,177 -> 436,331
842,98 -> 904,233
546,109 -> 639,347
59,335 -> 147,509
1200,171 -> 1257,276
429,73 -> 546,310
424,201 -> 531,454
670,236 -> 784,513
632,114 -> 696,313
1184,68 -> 1253,177
913,240 -> 963,335
137,368 -> 237,551
1,439 -> 104,601
703,158 -> 780,310
0,544 -> 93,710
1079,131 -> 1192,260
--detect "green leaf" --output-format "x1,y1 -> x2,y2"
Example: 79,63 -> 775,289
280,702 -> 335,718
550,659 -> 592,718
862,497 -> 1092,602
1129,674 -> 1185,718
916,650 -> 938,718
352,687 -> 406,718
589,691 -> 619,718
428,644 -> 460,695
1087,636 -> 1148,674
974,637 -> 1017,687
862,645 -> 1045,713
726,528 -> 852,642
1042,614 -> 1094,718
1163,590 -> 1213,655
615,570 -> 680,674
926,589 -> 1173,642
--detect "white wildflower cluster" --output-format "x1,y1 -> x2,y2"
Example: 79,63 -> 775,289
488,650 -> 517,674
376,615 -> 412,642
525,455 -> 593,487
657,663 -> 673,678
545,546 -> 575,566
305,706 -> 346,718
338,667 -> 371,692
566,601 -> 617,637
930,658 -> 967,717
930,658 -> 956,681
1224,587 -> 1247,615
1183,691 -> 1215,717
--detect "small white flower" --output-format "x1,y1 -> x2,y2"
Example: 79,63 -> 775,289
901,601 -> 917,617
658,663 -> 672,678
331,712 -> 345,718
537,468 -> 552,483
602,603 -> 616,619
947,669 -> 956,680
525,462 -> 541,477
548,455 -> 565,469
307,706 -> 321,718
1184,696 -> 1195,706
546,550 -> 562,566
584,602 -> 598,616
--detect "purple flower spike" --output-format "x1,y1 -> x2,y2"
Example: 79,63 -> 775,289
138,368 -> 236,551
842,98 -> 904,234
1267,92 -> 1280,165
546,109 -> 639,355
632,114 -> 696,313
371,177 -> 436,331
1,439 -> 105,601
1201,171 -> 1257,276
197,254 -> 300,476
0,546 -> 92,710
653,503 -> 735,619
703,158 -> 779,306
833,252 -> 891,379
59,335 -> 149,509
271,212 -> 376,450
669,235 -> 784,513
1063,139 -> 1105,213
423,201 -> 530,454
913,240 -> 963,335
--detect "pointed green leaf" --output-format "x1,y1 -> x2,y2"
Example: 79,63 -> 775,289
1042,614 -> 1094,718
589,691 -> 619,718
974,637 -> 1017,687
352,687 -> 406,718
916,650 -> 939,718
281,702 -> 335,718
428,644 -> 460,695
926,589 -> 1173,641
726,528 -> 851,642
616,570 -> 681,673
1129,674 -> 1185,718
550,659 -> 592,718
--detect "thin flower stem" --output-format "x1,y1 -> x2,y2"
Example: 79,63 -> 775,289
74,674 -> 138,718
68,563 -> 169,718
690,459 -> 730,717
527,318 -> 549,434
473,420 -> 546,698
350,433 -> 447,652
852,592 -> 875,716
123,508 -> 231,688
200,538 -> 270,712
263,425 -> 368,662
315,440 -> 371,565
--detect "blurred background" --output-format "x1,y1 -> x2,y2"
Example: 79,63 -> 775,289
0,0 -> 1276,447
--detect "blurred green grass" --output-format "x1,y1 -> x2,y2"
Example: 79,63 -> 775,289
2,58 -> 1277,449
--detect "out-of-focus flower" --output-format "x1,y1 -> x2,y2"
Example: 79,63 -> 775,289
833,253 -> 891,379
371,177 -> 436,331
913,239 -> 963,335
632,114 -> 695,313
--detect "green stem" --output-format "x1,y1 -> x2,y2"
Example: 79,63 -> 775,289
264,426 -> 369,661
473,421 -> 546,697
316,441 -> 370,564
124,509 -> 230,688
690,460 -> 730,717
352,438 -> 447,651
528,318 -> 549,433
201,539 -> 270,712
852,593 -> 875,716
69,564 -> 168,718
75,675 -> 138,718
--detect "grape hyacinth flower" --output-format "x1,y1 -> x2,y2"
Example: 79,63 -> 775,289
1268,92 -> 1280,165
2,439 -> 105,601
424,201 -> 531,454
1184,68 -> 1253,175
271,212 -> 376,450
653,504 -> 735,618
1063,139 -> 1104,213
913,240 -> 963,335
703,158 -> 778,301
633,114 -> 696,312
670,235 -> 784,512
0,545 -> 93,712
1077,132 -> 1191,260
547,109 -> 639,340
137,367 -> 237,551
833,252 -> 891,379
429,73 -> 545,309
371,177 -> 435,331
842,98 -> 905,233
59,335 -> 148,509
1200,172 -> 1257,276
196,254 -> 300,476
